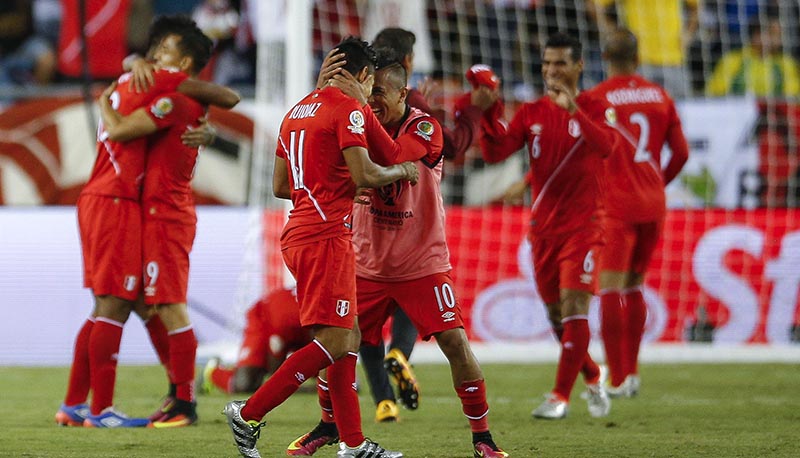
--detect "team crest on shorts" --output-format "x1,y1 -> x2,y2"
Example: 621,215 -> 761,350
568,119 -> 581,138
336,299 -> 350,317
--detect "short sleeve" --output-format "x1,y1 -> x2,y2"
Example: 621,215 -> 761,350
333,99 -> 369,151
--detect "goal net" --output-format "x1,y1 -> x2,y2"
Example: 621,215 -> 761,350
248,0 -> 800,347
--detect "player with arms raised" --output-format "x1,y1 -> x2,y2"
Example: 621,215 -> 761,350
480,32 -> 615,420
593,28 -> 689,396
223,37 -> 417,458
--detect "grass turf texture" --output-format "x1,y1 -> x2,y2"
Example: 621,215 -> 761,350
1,363 -> 798,457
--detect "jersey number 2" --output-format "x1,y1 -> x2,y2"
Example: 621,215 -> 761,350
629,112 -> 652,163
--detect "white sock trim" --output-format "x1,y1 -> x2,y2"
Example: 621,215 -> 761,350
561,315 -> 589,324
95,317 -> 124,328
168,324 -> 194,335
465,408 -> 489,420
313,339 -> 335,364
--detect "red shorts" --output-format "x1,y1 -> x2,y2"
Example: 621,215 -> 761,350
531,227 -> 603,305
142,218 -> 196,305
600,217 -> 663,274
237,299 -> 311,368
282,236 -> 357,329
357,272 -> 464,346
77,194 -> 141,301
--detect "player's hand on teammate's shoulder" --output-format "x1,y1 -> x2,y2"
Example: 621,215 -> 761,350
399,161 -> 419,185
181,117 -> 216,147
130,57 -> 156,93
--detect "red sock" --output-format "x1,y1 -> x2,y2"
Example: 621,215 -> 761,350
317,376 -> 335,423
624,288 -> 647,377
145,314 -> 171,375
168,327 -> 197,402
64,318 -> 94,406
328,353 -> 363,447
211,367 -> 235,394
553,323 -> 599,382
241,340 -> 333,421
89,318 -> 124,415
600,290 -> 627,386
455,379 -> 490,433
553,317 -> 590,401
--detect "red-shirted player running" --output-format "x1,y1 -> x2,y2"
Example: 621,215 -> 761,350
56,16 -> 238,429
480,33 -> 616,420
593,28 -> 689,397
223,37 -> 418,458
286,52 -> 508,458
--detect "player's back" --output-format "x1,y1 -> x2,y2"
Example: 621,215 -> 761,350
595,74 -> 678,221
277,86 -> 368,246
82,69 -> 189,200
142,92 -> 206,225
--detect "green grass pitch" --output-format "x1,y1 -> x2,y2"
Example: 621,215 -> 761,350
1,363 -> 798,457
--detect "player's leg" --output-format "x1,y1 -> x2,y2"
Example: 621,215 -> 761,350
599,218 -> 636,390
287,369 -> 340,456
622,219 -> 663,395
396,273 -> 507,457
144,220 -> 198,427
383,307 -> 420,411
355,278 -> 400,420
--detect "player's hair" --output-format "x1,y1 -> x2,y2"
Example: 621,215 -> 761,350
373,27 -> 416,60
147,15 -> 213,74
545,32 -> 583,62
604,28 -> 638,65
374,47 -> 408,89
334,36 -> 377,76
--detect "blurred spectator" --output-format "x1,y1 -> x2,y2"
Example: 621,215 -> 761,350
706,16 -> 800,97
193,0 -> 255,84
154,0 -> 203,15
0,0 -> 58,86
595,0 -> 699,98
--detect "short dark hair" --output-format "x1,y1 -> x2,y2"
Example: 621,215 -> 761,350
604,28 -> 638,65
373,27 -> 416,60
545,32 -> 582,62
334,36 -> 377,76
148,15 -> 213,74
374,47 -> 408,88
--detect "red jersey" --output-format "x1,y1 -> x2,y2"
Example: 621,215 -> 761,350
480,92 -> 618,237
59,0 -> 131,79
276,86 -> 369,247
593,74 -> 689,222
81,69 -> 188,200
142,92 -> 206,225
352,106 -> 448,281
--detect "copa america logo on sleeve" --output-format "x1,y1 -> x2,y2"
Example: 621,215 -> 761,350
347,110 -> 365,134
151,97 -> 174,119
415,120 -> 435,141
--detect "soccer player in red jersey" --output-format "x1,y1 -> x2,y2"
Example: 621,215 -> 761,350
480,32 -> 616,420
96,17 -> 224,428
287,51 -> 508,458
593,28 -> 689,396
55,16 -> 239,429
223,37 -> 417,458
197,288 -> 311,395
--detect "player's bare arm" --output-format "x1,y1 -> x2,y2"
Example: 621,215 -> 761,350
272,156 -> 291,199
177,79 -> 241,109
98,82 -> 159,142
343,146 -> 419,187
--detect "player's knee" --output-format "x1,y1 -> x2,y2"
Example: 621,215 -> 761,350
435,328 -> 469,360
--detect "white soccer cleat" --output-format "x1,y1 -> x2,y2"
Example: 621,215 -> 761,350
583,384 -> 611,418
531,393 -> 568,419
337,439 -> 403,458
626,374 -> 641,397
